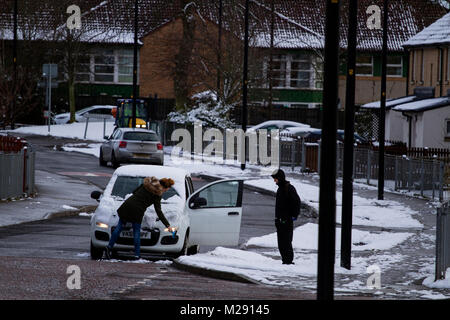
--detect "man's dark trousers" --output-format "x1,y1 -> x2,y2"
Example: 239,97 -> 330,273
275,219 -> 294,264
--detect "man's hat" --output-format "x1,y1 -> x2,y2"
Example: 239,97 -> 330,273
271,168 -> 285,181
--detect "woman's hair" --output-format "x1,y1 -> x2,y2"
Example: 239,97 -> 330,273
159,178 -> 175,189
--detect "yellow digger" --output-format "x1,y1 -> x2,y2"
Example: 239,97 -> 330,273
112,99 -> 148,128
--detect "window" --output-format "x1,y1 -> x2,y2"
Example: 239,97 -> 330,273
94,50 -> 115,82
269,53 -> 316,89
387,56 -> 402,77
118,50 -> 134,83
290,54 -> 312,88
75,55 -> 91,82
272,55 -> 287,87
447,120 -> 450,137
196,181 -> 240,208
356,55 -> 373,76
111,176 -> 178,200
123,132 -> 159,141
411,51 -> 416,81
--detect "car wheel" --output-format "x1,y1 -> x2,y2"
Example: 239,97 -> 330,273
178,234 -> 189,257
187,245 -> 199,256
90,241 -> 104,260
111,152 -> 120,169
99,149 -> 107,167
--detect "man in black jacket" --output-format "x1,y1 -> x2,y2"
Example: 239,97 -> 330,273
271,169 -> 301,265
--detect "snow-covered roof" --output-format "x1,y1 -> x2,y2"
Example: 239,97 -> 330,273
392,96 -> 450,112
257,0 -> 447,52
0,0 -> 446,51
361,96 -> 418,110
403,11 -> 450,47
361,87 -> 436,109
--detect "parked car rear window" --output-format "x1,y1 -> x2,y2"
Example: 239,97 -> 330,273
123,132 -> 159,141
111,176 -> 178,200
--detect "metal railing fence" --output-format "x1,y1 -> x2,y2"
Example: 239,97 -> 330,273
151,121 -> 448,202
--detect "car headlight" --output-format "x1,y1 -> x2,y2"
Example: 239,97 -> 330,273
96,222 -> 109,229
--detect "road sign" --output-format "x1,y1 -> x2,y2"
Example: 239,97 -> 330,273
42,64 -> 58,78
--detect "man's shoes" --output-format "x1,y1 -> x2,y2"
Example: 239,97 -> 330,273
282,262 -> 295,265
104,246 -> 112,260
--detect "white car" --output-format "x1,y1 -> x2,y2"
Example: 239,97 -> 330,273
53,105 -> 115,124
89,165 -> 244,259
246,120 -> 310,132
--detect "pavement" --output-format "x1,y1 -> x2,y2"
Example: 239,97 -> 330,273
0,169 -> 99,227
0,151 -> 448,300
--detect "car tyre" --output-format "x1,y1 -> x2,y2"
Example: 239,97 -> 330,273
177,234 -> 189,257
111,152 -> 120,169
187,245 -> 199,256
99,149 -> 107,167
90,241 -> 104,260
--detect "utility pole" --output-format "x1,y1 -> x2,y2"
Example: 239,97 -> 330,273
378,0 -> 388,200
268,0 -> 275,120
12,0 -> 17,130
241,0 -> 249,170
217,0 -> 223,99
340,0 -> 358,270
132,0 -> 139,128
317,0 -> 341,301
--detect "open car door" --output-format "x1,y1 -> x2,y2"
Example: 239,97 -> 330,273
186,179 -> 243,246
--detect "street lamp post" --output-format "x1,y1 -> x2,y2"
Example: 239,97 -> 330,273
317,0 -> 341,301
378,0 -> 388,200
340,0 -> 358,270
12,0 -> 17,130
241,0 -> 249,170
132,0 -> 139,128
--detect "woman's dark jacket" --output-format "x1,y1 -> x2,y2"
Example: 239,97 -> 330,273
275,180 -> 301,222
117,176 -> 170,227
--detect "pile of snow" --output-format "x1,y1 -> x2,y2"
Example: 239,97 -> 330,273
246,223 -> 413,252
423,268 -> 450,289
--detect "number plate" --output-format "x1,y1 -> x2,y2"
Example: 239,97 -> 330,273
120,230 -> 151,239
133,153 -> 150,159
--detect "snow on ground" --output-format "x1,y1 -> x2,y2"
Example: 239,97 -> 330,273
246,223 -> 413,251
8,122 -> 115,141
176,247 -> 404,287
246,179 -> 423,229
423,268 -> 450,289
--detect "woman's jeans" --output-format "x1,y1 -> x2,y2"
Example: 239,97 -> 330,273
107,218 -> 141,257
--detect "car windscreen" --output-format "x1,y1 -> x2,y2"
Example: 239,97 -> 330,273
111,176 -> 178,200
123,132 -> 159,141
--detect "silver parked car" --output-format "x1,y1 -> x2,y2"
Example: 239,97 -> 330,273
99,128 -> 164,168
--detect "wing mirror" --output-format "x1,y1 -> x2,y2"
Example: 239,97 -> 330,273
190,197 -> 207,209
91,190 -> 102,202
